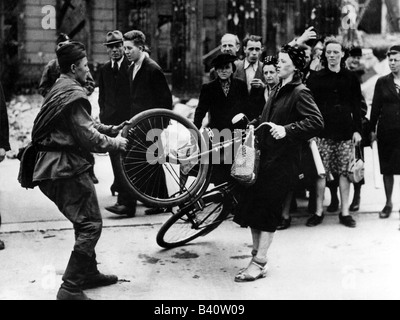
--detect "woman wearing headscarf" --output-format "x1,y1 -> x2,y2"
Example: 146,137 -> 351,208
234,45 -> 324,282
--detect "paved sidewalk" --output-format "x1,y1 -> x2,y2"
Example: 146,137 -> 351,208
0,213 -> 399,300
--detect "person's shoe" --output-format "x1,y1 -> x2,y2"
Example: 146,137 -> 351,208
327,200 -> 339,213
379,206 -> 393,219
81,273 -> 118,290
349,197 -> 360,212
0,240 -> 4,251
57,251 -> 92,300
57,286 -> 91,301
235,259 -> 268,283
306,214 -> 324,227
145,208 -> 169,216
277,218 -> 292,231
339,213 -> 357,228
110,185 -> 118,197
105,204 -> 136,217
90,173 -> 99,185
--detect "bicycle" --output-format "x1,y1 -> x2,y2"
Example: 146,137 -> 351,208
116,109 -> 267,249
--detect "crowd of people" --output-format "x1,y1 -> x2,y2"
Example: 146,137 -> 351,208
1,24 -> 400,298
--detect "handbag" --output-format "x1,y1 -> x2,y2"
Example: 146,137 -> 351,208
348,144 -> 365,184
231,126 -> 260,187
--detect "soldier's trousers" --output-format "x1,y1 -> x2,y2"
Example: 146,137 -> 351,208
39,172 -> 102,258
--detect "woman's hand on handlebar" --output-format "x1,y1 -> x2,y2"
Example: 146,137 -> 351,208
267,122 -> 287,140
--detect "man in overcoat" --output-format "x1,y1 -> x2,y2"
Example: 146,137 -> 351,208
99,31 -> 137,217
118,30 -> 173,216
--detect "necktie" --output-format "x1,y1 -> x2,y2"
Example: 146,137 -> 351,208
113,62 -> 119,74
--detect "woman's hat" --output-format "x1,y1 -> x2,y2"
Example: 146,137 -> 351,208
281,44 -> 307,70
103,30 -> 124,46
212,54 -> 237,69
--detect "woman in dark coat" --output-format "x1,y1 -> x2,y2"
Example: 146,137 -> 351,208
370,45 -> 400,220
194,54 -> 249,185
234,45 -> 324,282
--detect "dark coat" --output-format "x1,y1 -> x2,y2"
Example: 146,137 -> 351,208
129,56 -> 172,117
194,77 -> 249,132
210,60 -> 264,120
258,73 -> 325,173
234,73 -> 324,233
98,57 -> 131,125
0,82 -> 10,151
307,68 -> 363,141
370,73 -> 400,174
370,73 -> 400,137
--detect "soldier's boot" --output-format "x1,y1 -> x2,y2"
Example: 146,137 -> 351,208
81,254 -> 118,290
56,251 -> 91,301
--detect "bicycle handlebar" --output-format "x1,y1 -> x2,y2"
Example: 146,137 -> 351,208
254,122 -> 272,132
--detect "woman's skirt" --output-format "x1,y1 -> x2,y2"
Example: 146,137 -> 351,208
378,130 -> 400,175
234,166 -> 293,233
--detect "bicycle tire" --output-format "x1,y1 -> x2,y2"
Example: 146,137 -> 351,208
117,109 -> 210,208
156,189 -> 230,249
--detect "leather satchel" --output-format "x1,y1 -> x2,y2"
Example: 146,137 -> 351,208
231,126 -> 260,187
17,142 -> 39,189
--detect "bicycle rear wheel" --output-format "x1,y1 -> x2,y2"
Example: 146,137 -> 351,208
117,109 -> 210,208
156,189 -> 230,249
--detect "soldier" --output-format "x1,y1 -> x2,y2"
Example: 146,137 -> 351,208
32,42 -> 128,300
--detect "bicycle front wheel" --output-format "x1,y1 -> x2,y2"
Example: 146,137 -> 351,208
117,109 -> 210,208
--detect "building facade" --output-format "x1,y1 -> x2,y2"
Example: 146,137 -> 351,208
0,0 -> 394,97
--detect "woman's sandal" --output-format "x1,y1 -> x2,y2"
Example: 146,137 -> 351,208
238,250 -> 258,273
235,260 -> 268,283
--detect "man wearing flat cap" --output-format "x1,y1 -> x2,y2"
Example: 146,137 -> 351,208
98,31 -> 136,216
38,34 -> 99,185
31,41 -> 129,300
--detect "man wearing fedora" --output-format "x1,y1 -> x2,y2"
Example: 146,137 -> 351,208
99,31 -> 137,217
